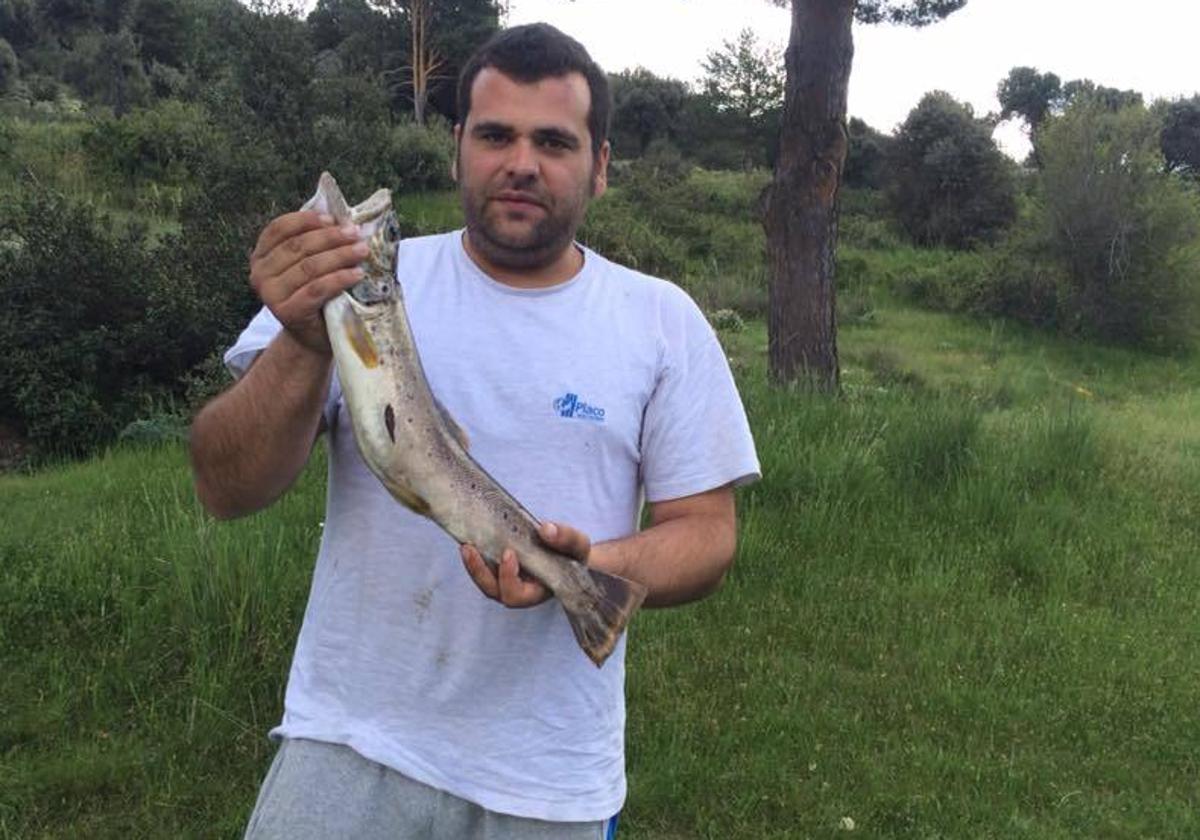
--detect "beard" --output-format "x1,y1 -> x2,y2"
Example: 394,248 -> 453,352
460,173 -> 592,272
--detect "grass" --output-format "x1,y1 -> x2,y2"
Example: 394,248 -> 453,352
4,293 -> 1200,838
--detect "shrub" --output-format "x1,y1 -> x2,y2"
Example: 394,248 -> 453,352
386,117 -> 454,194
887,91 -> 1018,249
0,186 -> 235,457
83,100 -> 221,189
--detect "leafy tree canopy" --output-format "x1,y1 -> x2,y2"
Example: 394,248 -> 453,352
886,90 -> 1016,248
609,67 -> 688,158
767,0 -> 967,26
1161,95 -> 1200,177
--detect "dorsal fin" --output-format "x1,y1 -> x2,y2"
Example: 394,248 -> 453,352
434,397 -> 470,450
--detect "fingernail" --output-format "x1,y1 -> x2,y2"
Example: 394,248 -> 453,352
319,213 -> 334,225
541,522 -> 558,539
352,241 -> 369,256
340,223 -> 359,238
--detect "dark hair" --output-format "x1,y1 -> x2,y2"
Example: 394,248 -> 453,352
456,23 -> 611,158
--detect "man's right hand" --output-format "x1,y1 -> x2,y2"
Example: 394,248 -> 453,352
249,211 -> 369,355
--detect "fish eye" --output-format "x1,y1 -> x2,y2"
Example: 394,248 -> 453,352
385,215 -> 401,241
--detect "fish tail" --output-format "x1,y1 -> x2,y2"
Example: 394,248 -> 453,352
564,569 -> 648,667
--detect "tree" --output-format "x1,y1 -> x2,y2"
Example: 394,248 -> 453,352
886,91 -> 1016,248
0,37 -> 17,95
763,0 -> 966,389
843,116 -> 891,190
1060,78 -> 1141,112
1161,95 -> 1200,178
371,0 -> 499,124
0,0 -> 38,52
997,66 -> 1061,139
609,68 -> 688,158
701,28 -> 783,169
1035,99 -> 1200,348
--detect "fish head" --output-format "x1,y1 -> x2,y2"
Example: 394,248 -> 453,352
302,172 -> 402,307
349,206 -> 402,306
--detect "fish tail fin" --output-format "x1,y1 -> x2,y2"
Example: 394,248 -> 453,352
564,569 -> 648,668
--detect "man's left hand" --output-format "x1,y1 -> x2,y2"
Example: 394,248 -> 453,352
459,521 -> 591,608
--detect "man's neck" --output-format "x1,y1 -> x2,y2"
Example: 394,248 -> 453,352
461,231 -> 584,290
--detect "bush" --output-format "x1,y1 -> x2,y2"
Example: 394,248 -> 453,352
83,100 -> 221,189
0,186 -> 235,457
887,91 -> 1018,249
386,117 -> 454,193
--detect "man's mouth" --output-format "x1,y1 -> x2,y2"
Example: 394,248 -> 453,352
492,192 -> 545,210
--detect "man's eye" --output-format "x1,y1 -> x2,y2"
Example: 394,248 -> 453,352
481,132 -> 508,145
540,137 -> 569,150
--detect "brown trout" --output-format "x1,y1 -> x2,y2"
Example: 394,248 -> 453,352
303,172 -> 646,667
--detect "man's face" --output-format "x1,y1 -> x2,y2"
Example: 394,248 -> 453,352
455,67 -> 609,272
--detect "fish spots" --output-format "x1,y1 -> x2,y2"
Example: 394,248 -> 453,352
342,309 -> 380,368
435,650 -> 451,668
384,404 -> 396,442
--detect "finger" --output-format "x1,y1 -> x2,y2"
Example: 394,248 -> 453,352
497,549 -> 551,607
460,544 -> 500,600
255,232 -> 367,303
537,521 -> 590,563
269,239 -> 370,304
271,266 -> 365,327
252,211 -> 337,261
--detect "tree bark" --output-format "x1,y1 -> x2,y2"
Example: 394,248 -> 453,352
763,0 -> 854,389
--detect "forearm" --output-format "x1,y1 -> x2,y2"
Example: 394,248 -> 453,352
189,331 -> 333,519
592,499 -> 737,608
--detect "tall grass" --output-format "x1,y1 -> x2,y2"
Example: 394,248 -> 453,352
5,297 -> 1200,837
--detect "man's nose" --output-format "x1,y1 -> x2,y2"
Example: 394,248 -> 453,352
505,138 -> 538,179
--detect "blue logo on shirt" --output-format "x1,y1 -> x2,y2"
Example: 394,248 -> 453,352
554,392 -> 606,422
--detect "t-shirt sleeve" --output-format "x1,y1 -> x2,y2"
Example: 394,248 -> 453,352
223,306 -> 343,428
639,287 -> 760,502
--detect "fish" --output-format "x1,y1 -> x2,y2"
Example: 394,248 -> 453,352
302,172 -> 647,667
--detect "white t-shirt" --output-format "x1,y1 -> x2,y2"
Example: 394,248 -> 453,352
225,231 -> 760,821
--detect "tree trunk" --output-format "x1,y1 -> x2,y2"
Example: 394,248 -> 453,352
411,0 -> 429,125
763,0 -> 854,389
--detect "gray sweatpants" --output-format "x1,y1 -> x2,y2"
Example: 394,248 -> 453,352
243,738 -> 614,840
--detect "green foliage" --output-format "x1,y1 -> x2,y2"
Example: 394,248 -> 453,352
61,28 -> 150,115
609,68 -> 688,159
708,308 -> 746,332
853,0 -> 967,25
0,185 -> 246,456
385,117 -> 455,193
0,36 -> 17,94
699,28 -> 783,169
83,99 -> 220,188
887,91 -> 1017,248
997,65 -> 1061,136
1161,95 -> 1200,178
844,116 -> 892,190
1032,99 -> 1200,349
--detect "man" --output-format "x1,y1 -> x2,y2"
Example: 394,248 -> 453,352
190,23 -> 759,840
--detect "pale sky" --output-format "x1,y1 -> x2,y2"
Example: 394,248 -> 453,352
287,0 -> 1200,159
505,0 -> 1200,158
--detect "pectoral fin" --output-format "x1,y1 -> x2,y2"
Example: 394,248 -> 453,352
341,306 -> 380,369
382,475 -> 432,518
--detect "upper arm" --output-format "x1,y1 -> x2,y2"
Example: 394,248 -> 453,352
649,483 -> 735,526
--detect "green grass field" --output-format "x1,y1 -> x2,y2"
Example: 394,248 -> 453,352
4,295 -> 1199,839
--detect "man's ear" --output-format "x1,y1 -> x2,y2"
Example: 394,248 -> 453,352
451,124 -> 462,182
591,140 -> 611,199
